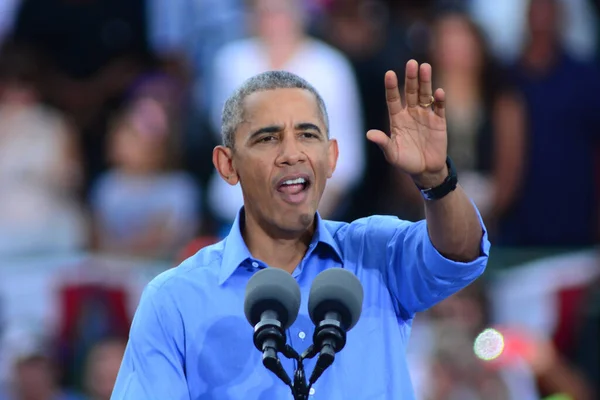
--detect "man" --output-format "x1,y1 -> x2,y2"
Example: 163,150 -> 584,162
111,61 -> 489,399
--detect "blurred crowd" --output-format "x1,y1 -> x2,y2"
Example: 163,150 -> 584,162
0,0 -> 599,399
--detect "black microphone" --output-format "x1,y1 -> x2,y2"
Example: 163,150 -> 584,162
244,268 -> 301,388
306,268 -> 363,386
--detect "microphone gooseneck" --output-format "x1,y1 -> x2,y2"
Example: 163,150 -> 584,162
244,267 -> 364,400
306,268 -> 364,387
244,268 -> 302,394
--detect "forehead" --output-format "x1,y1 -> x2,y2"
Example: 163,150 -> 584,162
241,88 -> 323,127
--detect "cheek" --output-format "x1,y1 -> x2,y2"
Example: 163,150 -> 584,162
237,158 -> 271,187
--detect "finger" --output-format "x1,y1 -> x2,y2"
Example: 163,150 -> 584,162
404,59 -> 420,108
418,63 -> 433,106
433,88 -> 446,119
384,70 -> 403,117
366,129 -> 392,157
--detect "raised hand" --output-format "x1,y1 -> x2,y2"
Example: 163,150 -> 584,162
366,60 -> 448,188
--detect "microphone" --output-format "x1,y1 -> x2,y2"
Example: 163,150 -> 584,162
244,268 -> 301,388
306,268 -> 363,386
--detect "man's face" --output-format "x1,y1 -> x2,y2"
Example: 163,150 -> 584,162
220,88 -> 338,234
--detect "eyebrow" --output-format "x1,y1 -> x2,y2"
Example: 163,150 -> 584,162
248,122 -> 323,141
248,125 -> 282,141
295,123 -> 322,135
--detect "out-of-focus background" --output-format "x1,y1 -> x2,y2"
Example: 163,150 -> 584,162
0,0 -> 599,399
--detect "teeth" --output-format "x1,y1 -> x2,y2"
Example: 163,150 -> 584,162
282,178 -> 306,186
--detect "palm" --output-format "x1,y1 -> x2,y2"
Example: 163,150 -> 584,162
367,61 -> 448,177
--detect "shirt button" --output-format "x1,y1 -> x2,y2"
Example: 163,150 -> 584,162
298,331 -> 306,340
251,262 -> 259,268
309,388 -> 315,395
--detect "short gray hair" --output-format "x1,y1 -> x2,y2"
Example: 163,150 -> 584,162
221,70 -> 329,148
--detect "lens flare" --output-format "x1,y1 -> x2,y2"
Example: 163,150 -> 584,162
473,328 -> 504,361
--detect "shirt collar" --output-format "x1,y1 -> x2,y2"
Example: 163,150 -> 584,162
218,207 -> 343,285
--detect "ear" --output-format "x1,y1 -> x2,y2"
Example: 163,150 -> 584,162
212,145 -> 239,185
326,138 -> 339,179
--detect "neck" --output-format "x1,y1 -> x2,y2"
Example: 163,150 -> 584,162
241,209 -> 315,273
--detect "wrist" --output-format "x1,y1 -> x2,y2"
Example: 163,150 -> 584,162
413,157 -> 458,201
412,167 -> 449,189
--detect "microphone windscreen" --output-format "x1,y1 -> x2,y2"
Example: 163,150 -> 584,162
308,268 -> 363,331
244,268 -> 301,330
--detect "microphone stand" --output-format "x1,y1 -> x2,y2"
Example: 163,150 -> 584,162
260,314 -> 347,400
282,345 -> 309,400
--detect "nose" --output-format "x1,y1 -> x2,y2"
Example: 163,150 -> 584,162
276,133 -> 306,166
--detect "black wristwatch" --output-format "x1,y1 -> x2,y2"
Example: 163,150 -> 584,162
418,156 -> 458,201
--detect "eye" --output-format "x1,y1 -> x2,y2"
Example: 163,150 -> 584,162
258,135 -> 276,143
301,132 -> 318,139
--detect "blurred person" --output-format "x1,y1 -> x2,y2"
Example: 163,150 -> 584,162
316,0 -> 426,222
10,355 -> 83,400
429,10 -> 526,223
410,280 -> 595,400
83,338 -> 126,400
207,0 -> 365,232
408,282 -> 541,400
426,323 -> 511,400
147,0 -> 247,114
0,41 -> 88,256
11,0 -> 151,190
1,327 -> 84,400
90,97 -> 201,260
469,0 -> 598,64
495,0 -> 600,247
111,62 -> 490,399
146,0 -> 248,191
11,0 -> 149,124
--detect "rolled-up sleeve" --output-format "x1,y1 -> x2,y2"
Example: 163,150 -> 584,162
387,209 -> 490,318
111,284 -> 190,400
349,206 -> 490,320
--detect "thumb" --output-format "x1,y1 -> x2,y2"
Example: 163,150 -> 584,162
367,129 -> 392,156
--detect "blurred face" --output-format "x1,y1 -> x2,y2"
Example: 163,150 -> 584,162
434,15 -> 483,73
528,0 -> 560,37
214,88 -> 338,234
14,358 -> 55,400
109,99 -> 169,173
109,124 -> 165,173
85,341 -> 126,400
252,0 -> 303,41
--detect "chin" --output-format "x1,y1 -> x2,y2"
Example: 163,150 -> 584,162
275,208 -> 315,233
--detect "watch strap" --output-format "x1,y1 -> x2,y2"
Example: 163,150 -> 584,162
419,156 -> 458,201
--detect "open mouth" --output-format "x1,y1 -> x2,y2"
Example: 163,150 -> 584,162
276,175 -> 311,203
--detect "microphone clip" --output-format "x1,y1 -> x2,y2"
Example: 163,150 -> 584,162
306,312 -> 347,386
253,315 -> 292,387
313,315 -> 347,354
253,317 -> 286,354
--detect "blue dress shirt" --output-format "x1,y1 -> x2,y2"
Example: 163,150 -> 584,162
112,209 -> 490,400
